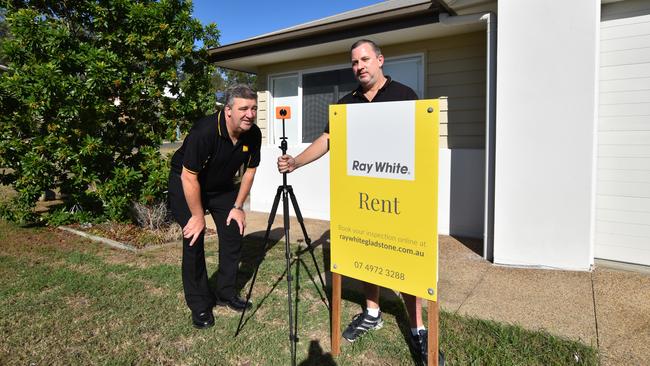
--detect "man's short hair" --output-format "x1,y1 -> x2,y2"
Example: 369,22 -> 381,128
225,84 -> 257,108
350,39 -> 382,57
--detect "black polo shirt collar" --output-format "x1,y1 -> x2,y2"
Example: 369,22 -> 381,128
349,75 -> 393,102
201,110 -> 261,193
217,110 -> 228,140
217,109 -> 243,148
325,75 -> 418,133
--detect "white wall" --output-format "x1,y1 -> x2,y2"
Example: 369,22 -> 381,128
250,145 -> 331,220
494,0 -> 599,270
250,146 -> 485,238
596,2 -> 650,266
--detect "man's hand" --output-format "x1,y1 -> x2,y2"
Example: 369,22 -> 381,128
277,154 -> 296,173
183,214 -> 206,246
227,208 -> 246,235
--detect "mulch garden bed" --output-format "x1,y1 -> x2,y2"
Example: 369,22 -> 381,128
67,222 -> 215,250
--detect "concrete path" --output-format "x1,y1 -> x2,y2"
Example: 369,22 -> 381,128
208,211 -> 650,365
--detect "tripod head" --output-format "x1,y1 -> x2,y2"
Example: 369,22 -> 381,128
275,106 -> 291,155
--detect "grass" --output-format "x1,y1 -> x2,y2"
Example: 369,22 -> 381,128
0,220 -> 598,365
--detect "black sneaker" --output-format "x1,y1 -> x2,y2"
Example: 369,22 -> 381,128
342,310 -> 384,342
411,329 -> 445,366
411,329 -> 428,364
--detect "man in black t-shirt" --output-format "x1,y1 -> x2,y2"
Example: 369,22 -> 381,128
277,40 -> 431,364
168,84 -> 261,329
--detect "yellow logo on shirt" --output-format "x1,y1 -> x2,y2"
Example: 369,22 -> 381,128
242,145 -> 249,152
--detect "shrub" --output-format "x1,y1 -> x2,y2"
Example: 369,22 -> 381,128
0,0 -> 218,224
131,201 -> 173,231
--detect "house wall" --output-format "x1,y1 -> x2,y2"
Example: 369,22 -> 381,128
250,33 -> 487,238
256,32 -> 487,149
494,0 -> 599,270
426,32 -> 487,149
596,0 -> 650,266
602,0 -> 650,21
256,91 -> 269,144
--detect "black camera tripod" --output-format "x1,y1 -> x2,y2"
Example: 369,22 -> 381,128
236,109 -> 328,366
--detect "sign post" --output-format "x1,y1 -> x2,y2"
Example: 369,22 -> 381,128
329,100 -> 440,364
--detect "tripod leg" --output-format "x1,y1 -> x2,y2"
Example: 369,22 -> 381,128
236,186 -> 283,336
287,186 -> 329,307
295,254 -> 328,308
293,254 -> 300,366
282,187 -> 297,365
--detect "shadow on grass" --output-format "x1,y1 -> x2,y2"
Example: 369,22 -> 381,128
226,227 -> 431,365
298,340 -> 337,366
320,229 -> 427,365
207,227 -> 283,296
232,227 -> 331,338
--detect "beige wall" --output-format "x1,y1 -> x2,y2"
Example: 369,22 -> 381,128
257,31 -> 487,149
425,32 -> 486,148
256,91 -> 269,144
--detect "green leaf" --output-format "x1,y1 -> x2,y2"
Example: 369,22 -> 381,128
0,0 -> 219,223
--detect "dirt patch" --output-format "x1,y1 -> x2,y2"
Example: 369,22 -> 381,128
0,220 -> 179,271
64,294 -> 93,309
0,223 -> 93,256
172,335 -> 196,353
67,221 -> 217,250
68,222 -> 182,249
142,280 -> 167,297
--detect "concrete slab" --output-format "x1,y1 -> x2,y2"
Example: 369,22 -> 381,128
592,267 -> 650,366
437,236 -> 491,313
458,265 -> 598,346
207,211 -> 331,249
245,213 -> 331,246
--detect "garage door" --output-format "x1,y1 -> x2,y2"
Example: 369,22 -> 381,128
596,11 -> 650,266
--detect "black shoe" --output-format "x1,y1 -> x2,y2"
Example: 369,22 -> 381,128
411,329 -> 445,365
342,310 -> 384,342
411,329 -> 428,364
191,309 -> 214,329
215,296 -> 252,312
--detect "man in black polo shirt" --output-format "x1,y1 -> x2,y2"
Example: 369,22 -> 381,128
277,40 -> 431,364
168,84 -> 261,329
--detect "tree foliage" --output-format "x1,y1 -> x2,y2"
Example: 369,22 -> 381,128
211,68 -> 257,105
0,0 -> 219,224
0,7 -> 10,64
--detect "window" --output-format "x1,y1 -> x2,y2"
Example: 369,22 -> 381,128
302,69 -> 357,142
270,75 -> 300,145
383,56 -> 424,99
269,54 -> 424,145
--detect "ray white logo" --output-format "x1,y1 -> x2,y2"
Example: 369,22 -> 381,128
351,160 -> 410,175
346,101 -> 415,181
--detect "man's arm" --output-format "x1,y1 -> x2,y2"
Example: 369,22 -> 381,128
277,132 -> 329,173
226,167 -> 257,235
180,167 -> 206,246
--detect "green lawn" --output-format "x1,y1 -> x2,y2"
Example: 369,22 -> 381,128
0,220 -> 598,365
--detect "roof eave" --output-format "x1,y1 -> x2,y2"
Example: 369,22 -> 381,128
208,1 -> 441,65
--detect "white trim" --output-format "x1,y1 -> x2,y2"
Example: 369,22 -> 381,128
590,2 -> 602,269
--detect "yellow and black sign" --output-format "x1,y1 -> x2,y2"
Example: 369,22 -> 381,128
329,100 -> 439,300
